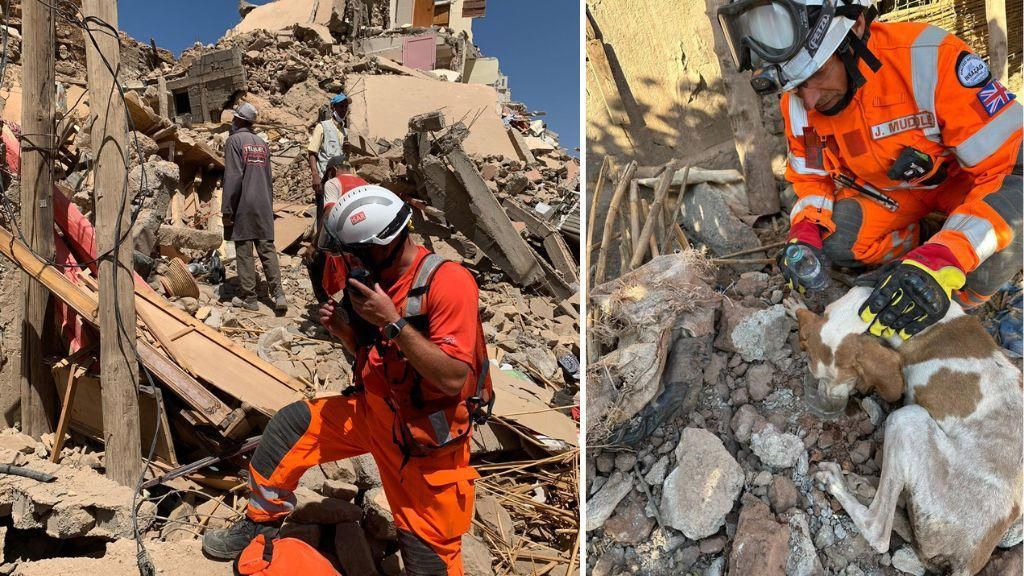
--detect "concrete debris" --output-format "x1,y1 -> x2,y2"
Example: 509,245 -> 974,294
751,424 -> 805,469
585,470 -> 632,532
660,427 -> 743,540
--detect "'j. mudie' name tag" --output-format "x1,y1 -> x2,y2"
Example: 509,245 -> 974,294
870,112 -> 935,140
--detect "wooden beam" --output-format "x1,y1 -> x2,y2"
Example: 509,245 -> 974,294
84,0 -> 143,486
19,0 -> 58,437
705,0 -> 780,216
986,0 -> 1008,82
629,161 -> 674,270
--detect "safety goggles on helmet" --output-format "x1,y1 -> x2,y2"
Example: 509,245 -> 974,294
717,0 -> 875,95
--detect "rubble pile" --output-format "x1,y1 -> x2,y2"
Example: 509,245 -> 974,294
584,165 -> 1021,575
0,1 -> 580,574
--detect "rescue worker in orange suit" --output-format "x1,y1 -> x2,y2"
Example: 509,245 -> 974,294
204,185 -> 494,576
717,0 -> 1022,338
305,154 -> 368,303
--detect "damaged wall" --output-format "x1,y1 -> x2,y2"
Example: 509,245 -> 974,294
346,74 -> 518,158
228,0 -> 346,36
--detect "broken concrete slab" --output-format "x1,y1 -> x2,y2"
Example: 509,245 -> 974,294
12,538 -> 234,576
679,182 -> 762,258
347,74 -> 517,158
660,427 -> 743,540
155,225 -> 224,252
229,0 -> 344,37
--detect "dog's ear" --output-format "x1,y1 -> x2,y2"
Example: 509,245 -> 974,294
796,308 -> 822,351
852,335 -> 904,402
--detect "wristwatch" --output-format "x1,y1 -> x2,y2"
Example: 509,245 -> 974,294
383,318 -> 408,340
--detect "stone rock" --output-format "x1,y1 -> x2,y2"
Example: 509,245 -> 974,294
768,475 -> 799,513
718,304 -> 792,362
679,182 -> 762,258
0,433 -> 35,454
661,428 -> 744,539
321,459 -> 358,484
751,425 -> 805,469
603,492 -> 654,545
321,480 -> 358,501
849,440 -> 873,464
700,534 -> 727,555
351,454 -> 382,488
729,496 -> 789,576
861,397 -> 884,426
734,271 -> 770,297
289,487 -> 362,524
363,486 -> 397,540
644,456 -> 669,486
892,547 -> 926,575
787,512 -> 825,576
334,521 -> 377,576
279,522 -> 321,548
462,532 -> 495,576
586,471 -> 632,532
298,464 -> 326,494
730,403 -> 759,444
475,495 -> 513,545
746,363 -> 774,402
45,505 -> 96,538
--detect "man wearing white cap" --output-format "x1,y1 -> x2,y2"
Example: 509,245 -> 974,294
223,102 -> 287,313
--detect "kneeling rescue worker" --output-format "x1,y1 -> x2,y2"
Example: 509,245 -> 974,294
716,0 -> 1022,338
204,184 -> 495,576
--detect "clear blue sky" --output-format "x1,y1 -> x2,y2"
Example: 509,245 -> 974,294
117,0 -> 581,153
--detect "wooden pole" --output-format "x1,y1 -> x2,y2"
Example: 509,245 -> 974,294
585,155 -> 610,266
705,0 -> 781,216
83,0 -> 144,486
661,165 -> 691,253
593,160 -> 637,285
985,0 -> 1008,83
628,161 -> 674,270
20,0 -> 57,437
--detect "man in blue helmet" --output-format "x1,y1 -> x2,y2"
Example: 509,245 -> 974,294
307,93 -> 349,199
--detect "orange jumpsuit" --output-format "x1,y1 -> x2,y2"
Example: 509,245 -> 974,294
783,22 -> 1023,306
246,247 -> 483,575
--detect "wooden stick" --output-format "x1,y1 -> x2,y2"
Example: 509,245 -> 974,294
661,165 -> 691,253
717,240 -> 786,259
566,528 -> 580,576
585,156 -> 611,263
499,404 -> 578,418
594,160 -> 637,285
629,161 -> 675,270
711,258 -> 774,266
628,179 -> 641,253
51,364 -> 82,463
640,198 -> 659,261
618,202 -> 631,274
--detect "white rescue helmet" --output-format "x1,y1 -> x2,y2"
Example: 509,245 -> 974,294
318,185 -> 412,254
717,0 -> 879,94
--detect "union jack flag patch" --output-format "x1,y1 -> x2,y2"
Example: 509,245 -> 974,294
977,80 -> 1015,116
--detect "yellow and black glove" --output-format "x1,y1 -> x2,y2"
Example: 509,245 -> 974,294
858,245 -> 966,339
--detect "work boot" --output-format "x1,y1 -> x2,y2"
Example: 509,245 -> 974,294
231,296 -> 259,311
202,516 -> 280,560
274,292 -> 288,314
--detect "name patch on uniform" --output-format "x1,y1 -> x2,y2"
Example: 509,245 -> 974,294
350,211 -> 366,225
956,51 -> 990,88
870,112 -> 935,140
242,144 -> 267,165
978,80 -> 1015,116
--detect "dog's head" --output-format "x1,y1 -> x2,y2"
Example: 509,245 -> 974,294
796,287 -> 906,411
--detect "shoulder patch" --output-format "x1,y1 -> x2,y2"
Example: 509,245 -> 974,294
956,51 -> 990,88
977,80 -> 1016,116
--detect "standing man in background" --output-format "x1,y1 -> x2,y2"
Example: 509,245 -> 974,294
308,93 -> 349,199
222,103 -> 288,314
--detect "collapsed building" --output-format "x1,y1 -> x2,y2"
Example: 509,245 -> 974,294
0,1 -> 580,574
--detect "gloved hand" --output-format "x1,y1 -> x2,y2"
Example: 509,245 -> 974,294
778,219 -> 829,294
858,244 -> 966,339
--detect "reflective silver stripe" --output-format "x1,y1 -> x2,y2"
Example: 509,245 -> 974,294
788,153 -> 827,176
248,486 -> 294,514
790,195 -> 834,221
910,25 -> 948,142
427,411 -> 451,445
943,214 -> 999,260
788,94 -> 808,138
405,254 -> 447,317
954,100 -> 1023,166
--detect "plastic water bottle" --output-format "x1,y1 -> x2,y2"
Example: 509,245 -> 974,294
785,244 -> 830,291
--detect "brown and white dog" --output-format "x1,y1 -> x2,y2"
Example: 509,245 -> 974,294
791,287 -> 1023,576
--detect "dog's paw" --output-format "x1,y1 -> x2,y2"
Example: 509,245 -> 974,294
783,295 -> 808,320
815,461 -> 847,496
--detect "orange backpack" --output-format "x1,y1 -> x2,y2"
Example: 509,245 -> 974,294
235,534 -> 341,576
